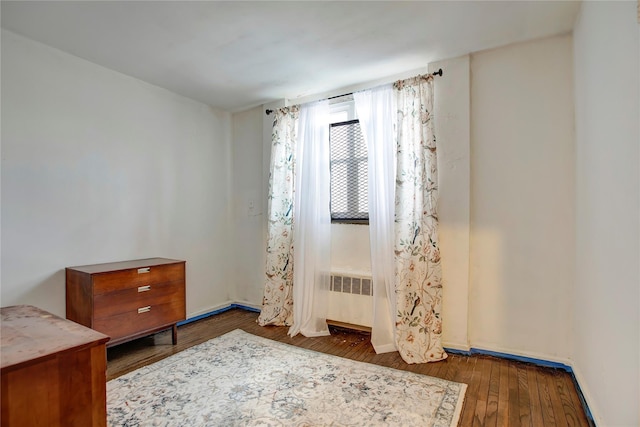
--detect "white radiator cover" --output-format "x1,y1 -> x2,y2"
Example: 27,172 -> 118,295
327,272 -> 373,328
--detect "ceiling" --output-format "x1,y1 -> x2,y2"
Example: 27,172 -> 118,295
1,1 -> 581,112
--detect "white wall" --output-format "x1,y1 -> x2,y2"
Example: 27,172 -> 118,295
230,106 -> 264,307
1,30 -> 234,318
469,35 -> 575,361
330,223 -> 371,276
430,55 -> 471,350
573,2 -> 639,426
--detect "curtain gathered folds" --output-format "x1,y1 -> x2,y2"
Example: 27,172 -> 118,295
257,106 -> 299,327
393,75 -> 446,363
259,74 -> 445,363
289,100 -> 331,338
258,102 -> 331,338
353,86 -> 398,354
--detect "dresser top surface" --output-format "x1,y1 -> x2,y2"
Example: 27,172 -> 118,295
66,257 -> 185,274
1,305 -> 110,371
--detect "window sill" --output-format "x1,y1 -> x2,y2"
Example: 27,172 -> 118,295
331,219 -> 369,225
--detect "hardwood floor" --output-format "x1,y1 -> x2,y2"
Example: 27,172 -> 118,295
107,308 -> 592,427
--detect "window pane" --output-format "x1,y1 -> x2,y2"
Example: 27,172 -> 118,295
330,120 -> 368,220
331,162 -> 348,213
358,159 -> 368,213
330,110 -> 349,124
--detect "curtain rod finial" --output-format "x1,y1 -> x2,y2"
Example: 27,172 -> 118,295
432,68 -> 443,77
265,109 -> 274,115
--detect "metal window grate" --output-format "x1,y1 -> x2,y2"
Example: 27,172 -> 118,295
330,120 -> 368,221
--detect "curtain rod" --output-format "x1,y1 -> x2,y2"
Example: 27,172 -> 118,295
265,68 -> 443,115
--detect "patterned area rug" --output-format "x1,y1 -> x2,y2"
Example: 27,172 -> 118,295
107,329 -> 467,426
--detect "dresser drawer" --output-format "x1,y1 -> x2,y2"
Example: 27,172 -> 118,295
93,299 -> 185,342
66,258 -> 186,347
92,263 -> 184,295
93,280 -> 184,319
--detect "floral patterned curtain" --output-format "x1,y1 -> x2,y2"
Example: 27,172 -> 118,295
257,106 -> 299,327
393,76 -> 447,363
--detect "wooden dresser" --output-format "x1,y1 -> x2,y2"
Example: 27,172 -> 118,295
66,258 -> 186,347
1,305 -> 109,427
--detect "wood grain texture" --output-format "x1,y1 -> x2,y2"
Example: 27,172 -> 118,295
497,360 -> 510,427
517,364 -> 533,426
1,305 -> 108,427
485,358 -> 500,427
527,365 -> 545,427
66,257 -> 184,275
107,308 -> 591,427
538,367 -> 558,427
66,258 -> 185,347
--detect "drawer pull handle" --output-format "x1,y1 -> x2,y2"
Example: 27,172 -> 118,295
138,306 -> 151,314
138,267 -> 151,274
137,285 -> 151,292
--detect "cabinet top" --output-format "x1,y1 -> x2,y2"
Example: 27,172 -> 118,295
1,305 -> 110,371
66,257 -> 185,274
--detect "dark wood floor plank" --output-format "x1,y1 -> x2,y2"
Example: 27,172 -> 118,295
473,357 -> 492,427
554,371 -> 589,427
442,354 -> 461,382
526,365 -> 544,427
547,370 -> 569,426
566,376 -> 591,427
427,357 -> 445,377
427,356 -> 448,379
459,357 -> 481,427
517,363 -> 533,427
485,357 -> 500,427
106,308 -> 590,426
338,333 -> 370,361
496,361 -> 510,427
508,363 -> 521,427
537,368 -> 558,427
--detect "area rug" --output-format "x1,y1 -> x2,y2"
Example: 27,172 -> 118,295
107,329 -> 467,426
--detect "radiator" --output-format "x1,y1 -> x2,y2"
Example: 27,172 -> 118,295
327,273 -> 373,329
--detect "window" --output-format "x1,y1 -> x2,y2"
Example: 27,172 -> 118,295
329,98 -> 368,222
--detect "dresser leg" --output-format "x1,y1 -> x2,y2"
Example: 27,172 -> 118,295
172,324 -> 178,345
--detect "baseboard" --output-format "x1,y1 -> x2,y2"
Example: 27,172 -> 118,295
230,301 -> 262,312
470,341 -> 573,367
178,301 -> 260,326
465,347 -> 572,371
570,365 -> 600,427
443,341 -> 471,352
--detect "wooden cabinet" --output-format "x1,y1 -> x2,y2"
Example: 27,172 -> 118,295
1,305 -> 109,427
66,258 -> 186,347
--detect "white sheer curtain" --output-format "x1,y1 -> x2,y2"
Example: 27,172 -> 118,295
354,86 -> 398,354
288,100 -> 332,338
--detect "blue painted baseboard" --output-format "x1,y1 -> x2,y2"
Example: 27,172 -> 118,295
444,347 -> 572,371
176,304 -> 595,426
176,303 -> 260,326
